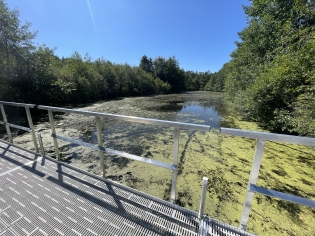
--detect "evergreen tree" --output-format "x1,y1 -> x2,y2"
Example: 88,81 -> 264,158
139,55 -> 153,74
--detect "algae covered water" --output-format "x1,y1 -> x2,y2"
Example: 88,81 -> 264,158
2,91 -> 315,235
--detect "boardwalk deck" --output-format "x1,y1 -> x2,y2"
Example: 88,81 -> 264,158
0,140 -> 255,236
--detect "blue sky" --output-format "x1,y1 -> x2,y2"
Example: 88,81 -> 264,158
7,0 -> 250,72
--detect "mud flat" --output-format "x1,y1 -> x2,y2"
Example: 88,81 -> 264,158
1,91 -> 314,235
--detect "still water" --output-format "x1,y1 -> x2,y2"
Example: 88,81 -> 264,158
141,91 -> 226,127
78,91 -> 227,159
176,104 -> 222,127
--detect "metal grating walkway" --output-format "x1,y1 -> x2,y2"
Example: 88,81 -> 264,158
0,140 -> 201,236
0,140 -> 256,236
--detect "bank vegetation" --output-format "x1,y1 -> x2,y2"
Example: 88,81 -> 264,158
0,0 -> 224,107
224,0 -> 315,137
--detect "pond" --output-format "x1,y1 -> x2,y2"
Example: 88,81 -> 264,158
73,92 -> 226,181
1,91 -> 314,236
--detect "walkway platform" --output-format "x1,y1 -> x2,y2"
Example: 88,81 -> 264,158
0,140 -> 254,236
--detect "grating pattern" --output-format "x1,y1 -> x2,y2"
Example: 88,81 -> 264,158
0,140 -> 256,236
0,141 -> 200,236
202,217 -> 256,236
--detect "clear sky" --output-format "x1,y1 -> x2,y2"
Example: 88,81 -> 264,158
7,0 -> 250,72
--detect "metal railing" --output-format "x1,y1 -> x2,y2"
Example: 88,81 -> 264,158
37,105 -> 211,203
221,128 -> 315,230
0,101 -> 39,152
1,101 -> 314,231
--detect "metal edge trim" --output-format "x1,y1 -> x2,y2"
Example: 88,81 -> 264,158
204,216 -> 257,236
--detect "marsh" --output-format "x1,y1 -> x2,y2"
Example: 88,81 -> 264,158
2,91 -> 314,235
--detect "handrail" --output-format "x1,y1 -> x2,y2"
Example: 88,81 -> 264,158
36,104 -> 211,203
221,128 -> 315,146
0,101 -> 36,108
37,105 -> 211,132
221,127 -> 315,230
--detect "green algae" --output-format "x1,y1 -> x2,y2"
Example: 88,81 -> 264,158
100,114 -> 315,235
7,92 -> 315,235
173,115 -> 315,236
103,115 -> 314,235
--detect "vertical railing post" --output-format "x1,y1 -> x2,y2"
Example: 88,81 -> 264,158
25,107 -> 39,153
239,139 -> 266,230
95,116 -> 105,178
37,133 -> 46,161
48,110 -> 60,161
171,128 -> 180,203
0,104 -> 13,143
198,177 -> 208,218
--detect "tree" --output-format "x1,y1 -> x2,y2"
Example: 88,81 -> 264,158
224,0 -> 315,135
139,55 -> 153,74
152,56 -> 185,92
15,46 -> 58,103
0,0 -> 38,102
0,0 -> 215,106
0,0 -> 37,79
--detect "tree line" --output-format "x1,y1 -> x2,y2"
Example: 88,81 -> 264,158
0,0 -> 224,107
224,0 -> 315,137
3,0 -> 314,136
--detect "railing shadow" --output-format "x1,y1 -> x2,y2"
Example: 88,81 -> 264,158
47,173 -> 168,235
0,143 -> 45,177
48,163 -> 199,234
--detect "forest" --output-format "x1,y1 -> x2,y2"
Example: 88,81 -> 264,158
224,0 -> 315,137
1,0 -> 315,137
0,0 -> 224,107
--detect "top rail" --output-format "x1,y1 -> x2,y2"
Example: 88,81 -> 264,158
0,101 -> 36,108
221,128 -> 315,146
37,105 -> 211,132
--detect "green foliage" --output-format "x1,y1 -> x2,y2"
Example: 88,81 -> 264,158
139,55 -> 153,73
184,69 -> 225,92
0,0 -> 37,101
224,0 -> 315,136
151,56 -> 186,92
0,0 -> 37,78
204,65 -> 227,92
0,0 -> 225,106
51,54 -> 172,104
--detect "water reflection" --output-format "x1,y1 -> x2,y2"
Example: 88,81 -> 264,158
81,92 -> 226,148
176,104 -> 221,128
145,92 -> 226,128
